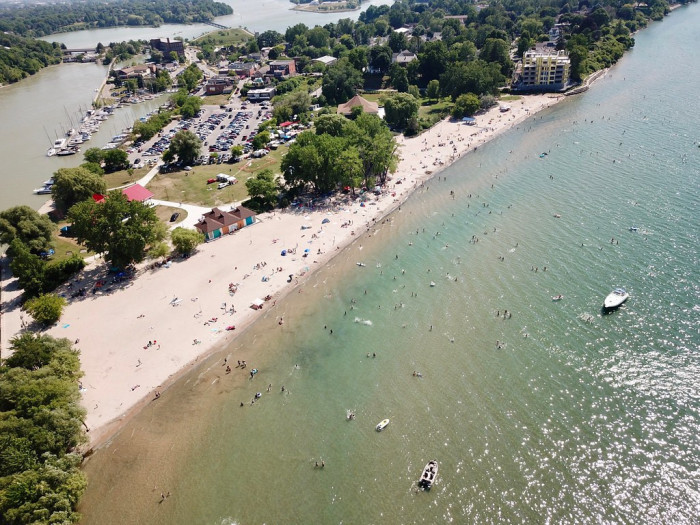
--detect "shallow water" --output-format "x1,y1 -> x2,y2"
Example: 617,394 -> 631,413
80,6 -> 700,524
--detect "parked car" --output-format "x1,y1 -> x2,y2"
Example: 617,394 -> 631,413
207,178 -> 217,184
169,212 -> 180,222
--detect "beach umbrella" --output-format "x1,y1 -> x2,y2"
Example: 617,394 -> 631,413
322,218 -> 330,224
304,248 -> 310,253
281,250 -> 287,256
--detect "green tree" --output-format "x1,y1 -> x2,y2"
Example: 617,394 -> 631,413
252,130 -> 270,150
335,148 -> 364,195
369,44 -> 392,73
170,227 -> 204,255
8,239 -> 46,297
68,192 -> 162,269
83,147 -> 103,164
167,130 -> 201,166
178,64 -> 203,91
408,84 -> 420,100
102,148 -> 130,172
314,114 -> 349,137
384,92 -> 419,130
51,167 -> 107,213
418,40 -> 448,82
23,293 -> 66,325
230,145 -> 244,159
0,206 -> 54,255
452,93 -> 481,118
80,162 -> 105,175
321,58 -> 363,105
245,169 -> 280,210
480,38 -> 513,75
390,63 -> 409,92
426,79 -> 440,101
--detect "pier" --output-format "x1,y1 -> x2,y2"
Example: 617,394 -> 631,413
203,21 -> 229,29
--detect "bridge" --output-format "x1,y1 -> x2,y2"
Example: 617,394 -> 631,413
203,21 -> 230,30
63,47 -> 97,55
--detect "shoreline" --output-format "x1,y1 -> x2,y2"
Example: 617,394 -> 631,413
0,93 -> 565,451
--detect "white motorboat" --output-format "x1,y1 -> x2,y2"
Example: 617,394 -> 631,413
33,179 -> 54,194
604,288 -> 629,310
376,418 -> 390,432
53,138 -> 67,149
418,460 -> 438,489
46,148 -> 56,157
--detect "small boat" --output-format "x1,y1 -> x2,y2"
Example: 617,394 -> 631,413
552,294 -> 564,301
418,460 -> 438,489
46,148 -> 56,157
346,410 -> 355,421
553,213 -> 561,218
376,418 -> 390,432
57,148 -> 78,156
629,226 -> 639,232
603,288 -> 629,310
429,281 -> 436,287
33,184 -> 53,195
356,262 -> 366,267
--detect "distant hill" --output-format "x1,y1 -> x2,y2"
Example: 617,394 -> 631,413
0,0 -> 233,37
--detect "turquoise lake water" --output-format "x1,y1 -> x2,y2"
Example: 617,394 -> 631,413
80,6 -> 699,524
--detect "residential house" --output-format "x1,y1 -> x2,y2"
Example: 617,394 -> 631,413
195,206 -> 257,241
392,50 -> 417,66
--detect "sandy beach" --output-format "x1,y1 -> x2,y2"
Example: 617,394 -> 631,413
0,93 -> 563,447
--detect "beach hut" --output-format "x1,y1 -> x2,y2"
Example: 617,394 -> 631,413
195,206 -> 257,241
461,117 -> 476,125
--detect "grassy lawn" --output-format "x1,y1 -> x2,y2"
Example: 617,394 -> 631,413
104,167 -> 152,190
193,28 -> 252,47
200,93 -> 232,106
154,205 -> 187,225
418,99 -> 453,127
499,94 -> 523,101
50,226 -> 93,263
146,147 -> 287,207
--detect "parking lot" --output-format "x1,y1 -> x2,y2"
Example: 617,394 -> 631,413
127,95 -> 272,169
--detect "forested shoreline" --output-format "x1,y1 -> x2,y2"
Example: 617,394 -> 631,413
0,33 -> 64,85
0,0 -> 233,38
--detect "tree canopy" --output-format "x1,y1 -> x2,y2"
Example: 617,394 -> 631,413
384,92 -> 420,130
51,167 -> 107,212
0,205 -> 54,256
68,191 -> 163,269
0,334 -> 87,524
166,130 -> 202,166
282,112 -> 397,194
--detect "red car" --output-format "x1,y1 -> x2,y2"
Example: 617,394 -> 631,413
207,178 -> 217,184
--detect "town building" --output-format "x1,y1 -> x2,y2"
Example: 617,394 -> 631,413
115,64 -> 157,80
514,46 -> 571,92
247,87 -> 277,101
268,59 -> 296,78
229,61 -> 258,78
205,77 -> 235,96
195,206 -> 257,241
337,94 -> 379,117
150,38 -> 185,58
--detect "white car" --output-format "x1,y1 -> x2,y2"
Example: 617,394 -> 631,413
184,166 -> 193,171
